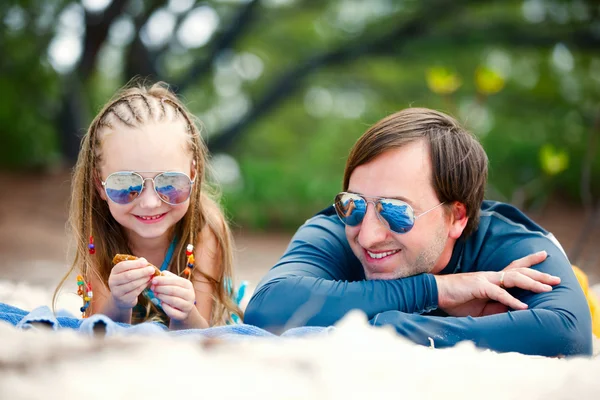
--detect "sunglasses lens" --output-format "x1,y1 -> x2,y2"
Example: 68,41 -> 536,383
154,172 -> 192,204
379,199 -> 415,233
334,193 -> 366,226
104,172 -> 143,204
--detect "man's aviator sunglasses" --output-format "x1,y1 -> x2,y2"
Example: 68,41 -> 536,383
102,171 -> 194,205
334,192 -> 444,234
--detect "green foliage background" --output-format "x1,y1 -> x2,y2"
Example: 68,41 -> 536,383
1,0 -> 599,230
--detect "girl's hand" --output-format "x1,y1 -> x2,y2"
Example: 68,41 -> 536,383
108,258 -> 156,310
151,271 -> 197,322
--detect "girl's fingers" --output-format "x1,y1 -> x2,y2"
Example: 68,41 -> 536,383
152,274 -> 193,289
114,279 -> 151,299
113,258 -> 152,273
161,302 -> 186,321
114,275 -> 152,294
112,266 -> 156,286
152,284 -> 193,301
155,294 -> 190,311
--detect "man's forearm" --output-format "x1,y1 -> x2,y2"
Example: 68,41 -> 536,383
245,273 -> 439,332
370,308 -> 592,356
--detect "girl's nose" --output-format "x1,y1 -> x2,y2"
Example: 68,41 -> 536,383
138,180 -> 163,209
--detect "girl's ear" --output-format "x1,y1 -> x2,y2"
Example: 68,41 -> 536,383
94,173 -> 107,201
191,159 -> 197,181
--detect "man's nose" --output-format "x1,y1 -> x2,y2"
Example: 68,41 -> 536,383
138,180 -> 162,208
357,203 -> 388,249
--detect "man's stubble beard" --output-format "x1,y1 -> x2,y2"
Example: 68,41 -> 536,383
364,222 -> 448,280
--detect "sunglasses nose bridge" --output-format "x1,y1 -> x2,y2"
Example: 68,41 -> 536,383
363,200 -> 385,226
137,177 -> 162,201
371,201 -> 391,230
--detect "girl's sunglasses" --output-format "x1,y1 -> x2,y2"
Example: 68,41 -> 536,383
333,192 -> 444,234
101,171 -> 194,205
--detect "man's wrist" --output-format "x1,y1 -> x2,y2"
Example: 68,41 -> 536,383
423,273 -> 440,312
433,275 -> 448,309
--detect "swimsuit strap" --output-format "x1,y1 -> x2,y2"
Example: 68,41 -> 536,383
160,236 -> 178,271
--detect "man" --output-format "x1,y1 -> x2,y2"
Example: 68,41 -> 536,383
245,108 -> 593,357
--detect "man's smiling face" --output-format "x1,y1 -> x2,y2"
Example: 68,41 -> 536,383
345,139 -> 451,280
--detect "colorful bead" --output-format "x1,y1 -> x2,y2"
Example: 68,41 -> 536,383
184,244 -> 195,280
88,236 -> 95,254
76,275 -> 92,318
186,244 -> 194,256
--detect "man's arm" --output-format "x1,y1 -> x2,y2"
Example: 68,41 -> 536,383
371,241 -> 593,357
244,215 -> 438,331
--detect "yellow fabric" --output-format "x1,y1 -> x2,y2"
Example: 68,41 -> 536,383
572,265 -> 600,338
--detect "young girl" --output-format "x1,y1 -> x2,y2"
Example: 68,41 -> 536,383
54,81 -> 243,329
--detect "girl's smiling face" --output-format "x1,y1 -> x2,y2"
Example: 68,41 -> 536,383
98,119 -> 193,246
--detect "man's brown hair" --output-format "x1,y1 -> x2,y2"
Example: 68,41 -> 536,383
343,108 -> 488,237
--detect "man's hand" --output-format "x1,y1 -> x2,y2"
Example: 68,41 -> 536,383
434,251 -> 561,317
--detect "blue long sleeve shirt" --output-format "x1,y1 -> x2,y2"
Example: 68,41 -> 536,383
245,201 -> 593,356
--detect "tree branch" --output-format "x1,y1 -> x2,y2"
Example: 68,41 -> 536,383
207,11 -> 599,152
174,0 -> 261,91
124,0 -> 164,80
206,1 -> 464,152
79,0 -> 129,80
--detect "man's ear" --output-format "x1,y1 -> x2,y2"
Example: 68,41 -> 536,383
94,173 -> 107,201
448,202 -> 468,240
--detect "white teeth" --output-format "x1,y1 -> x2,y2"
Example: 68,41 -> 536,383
367,249 -> 400,259
139,214 -> 163,220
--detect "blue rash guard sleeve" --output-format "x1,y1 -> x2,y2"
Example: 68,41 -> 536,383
371,237 -> 593,357
244,215 -> 439,332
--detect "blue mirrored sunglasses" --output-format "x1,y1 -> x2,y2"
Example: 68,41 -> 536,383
333,192 -> 444,234
102,171 -> 194,205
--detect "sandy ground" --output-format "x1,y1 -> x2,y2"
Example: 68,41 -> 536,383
2,311 -> 599,400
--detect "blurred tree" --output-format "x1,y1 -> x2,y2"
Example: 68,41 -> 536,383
1,0 -> 599,257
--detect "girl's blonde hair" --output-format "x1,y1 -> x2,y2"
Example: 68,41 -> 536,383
53,81 -> 242,325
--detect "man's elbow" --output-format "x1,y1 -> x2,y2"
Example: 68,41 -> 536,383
552,309 -> 593,357
564,324 -> 593,357
244,295 -> 267,328
244,281 -> 291,331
